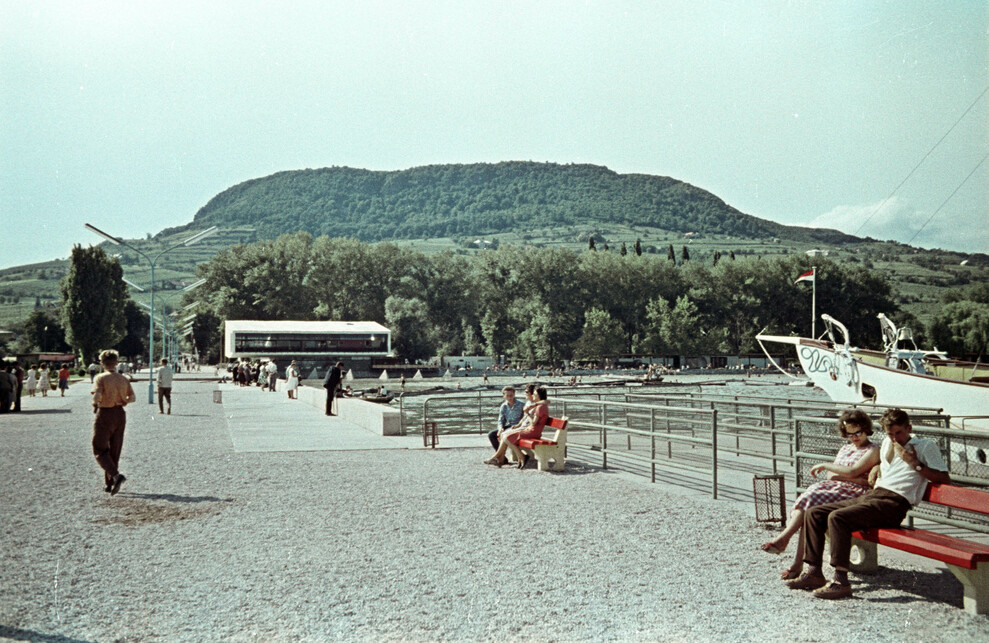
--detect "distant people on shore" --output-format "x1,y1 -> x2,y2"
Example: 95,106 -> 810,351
323,361 -> 343,415
57,363 -> 70,397
0,363 -> 14,412
265,360 -> 278,392
25,364 -> 38,397
37,366 -> 50,397
156,358 -> 174,415
285,360 -> 300,400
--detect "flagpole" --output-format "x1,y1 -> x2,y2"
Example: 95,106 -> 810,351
811,265 -> 816,339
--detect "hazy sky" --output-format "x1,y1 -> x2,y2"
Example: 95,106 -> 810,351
2,1 -> 986,269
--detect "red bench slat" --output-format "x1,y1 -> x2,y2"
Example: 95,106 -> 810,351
854,528 -> 989,570
518,438 -> 556,449
924,484 -> 989,516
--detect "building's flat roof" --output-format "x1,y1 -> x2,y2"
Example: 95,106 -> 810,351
225,320 -> 389,334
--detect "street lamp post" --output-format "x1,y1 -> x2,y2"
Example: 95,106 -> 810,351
159,281 -> 205,365
85,224 -> 217,404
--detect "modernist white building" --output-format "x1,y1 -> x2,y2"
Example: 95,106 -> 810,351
223,320 -> 391,376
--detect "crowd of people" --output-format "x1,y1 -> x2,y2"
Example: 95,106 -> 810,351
0,361 -> 78,411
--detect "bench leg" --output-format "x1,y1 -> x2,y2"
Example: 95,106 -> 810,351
848,537 -> 878,574
947,564 -> 989,615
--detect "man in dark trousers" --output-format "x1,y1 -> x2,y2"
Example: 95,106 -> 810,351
91,349 -> 136,495
323,361 -> 343,416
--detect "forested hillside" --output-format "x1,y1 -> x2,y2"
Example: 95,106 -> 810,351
167,162 -> 856,245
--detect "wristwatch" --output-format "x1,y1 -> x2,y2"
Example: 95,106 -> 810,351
915,464 -> 923,472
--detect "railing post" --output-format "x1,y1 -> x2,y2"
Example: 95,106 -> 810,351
793,418 -> 801,493
478,390 -> 483,434
399,396 -> 406,436
601,402 -> 608,470
711,409 -> 718,499
770,406 -> 777,475
650,407 -> 656,483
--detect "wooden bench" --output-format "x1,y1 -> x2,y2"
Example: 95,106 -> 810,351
849,483 -> 989,615
511,417 -> 569,471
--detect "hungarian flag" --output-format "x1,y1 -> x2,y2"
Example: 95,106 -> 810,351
794,269 -> 815,284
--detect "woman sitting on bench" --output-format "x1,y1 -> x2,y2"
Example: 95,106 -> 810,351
761,408 -> 880,580
484,386 -> 549,469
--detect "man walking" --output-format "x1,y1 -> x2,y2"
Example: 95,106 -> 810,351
786,408 -> 950,599
156,358 -> 174,414
265,360 -> 279,392
91,350 -> 136,495
323,361 -> 343,416
488,386 -> 526,451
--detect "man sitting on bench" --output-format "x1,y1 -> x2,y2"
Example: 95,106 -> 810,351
787,408 -> 950,599
488,385 -> 527,452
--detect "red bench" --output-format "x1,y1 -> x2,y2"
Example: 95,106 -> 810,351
850,483 -> 989,615
514,417 -> 569,471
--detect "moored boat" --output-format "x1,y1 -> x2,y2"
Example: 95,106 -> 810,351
757,314 -> 989,430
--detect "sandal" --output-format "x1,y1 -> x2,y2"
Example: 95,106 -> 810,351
484,457 -> 504,467
780,568 -> 801,581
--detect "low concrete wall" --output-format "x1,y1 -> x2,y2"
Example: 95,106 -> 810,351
274,381 -> 402,436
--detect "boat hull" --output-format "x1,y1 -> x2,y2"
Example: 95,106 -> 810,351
758,334 -> 989,429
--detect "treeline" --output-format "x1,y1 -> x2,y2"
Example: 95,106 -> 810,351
189,233 -> 905,365
173,162 -> 856,246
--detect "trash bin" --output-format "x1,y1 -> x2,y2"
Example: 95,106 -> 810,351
213,390 -> 222,404
753,474 -> 786,527
422,421 -> 438,449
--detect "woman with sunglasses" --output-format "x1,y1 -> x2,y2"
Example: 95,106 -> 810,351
761,408 -> 880,580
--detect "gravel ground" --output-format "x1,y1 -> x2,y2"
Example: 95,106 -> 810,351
2,380 -> 988,642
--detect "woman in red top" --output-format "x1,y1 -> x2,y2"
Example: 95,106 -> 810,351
485,387 -> 549,469
57,363 -> 71,397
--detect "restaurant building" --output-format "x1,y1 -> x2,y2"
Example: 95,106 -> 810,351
223,320 -> 391,379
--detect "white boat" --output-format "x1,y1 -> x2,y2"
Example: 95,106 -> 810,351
757,314 -> 989,430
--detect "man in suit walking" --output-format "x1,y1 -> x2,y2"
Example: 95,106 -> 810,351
323,361 -> 343,416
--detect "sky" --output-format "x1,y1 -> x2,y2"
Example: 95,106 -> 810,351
2,0 -> 987,269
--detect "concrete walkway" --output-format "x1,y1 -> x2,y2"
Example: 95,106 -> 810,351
219,383 -> 484,452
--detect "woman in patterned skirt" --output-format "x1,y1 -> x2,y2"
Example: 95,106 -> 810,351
761,409 -> 880,580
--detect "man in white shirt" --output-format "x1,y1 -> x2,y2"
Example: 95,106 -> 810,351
787,408 -> 950,599
156,358 -> 174,414
265,360 -> 278,393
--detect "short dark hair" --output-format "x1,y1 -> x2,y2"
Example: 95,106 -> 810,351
880,408 -> 911,431
535,387 -> 548,401
837,409 -> 873,437
525,384 -> 537,395
99,350 -> 119,365
502,386 -> 515,393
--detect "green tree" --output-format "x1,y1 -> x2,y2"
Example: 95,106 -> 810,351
620,242 -> 628,256
192,309 -> 223,364
667,244 -> 676,263
385,295 -> 433,362
681,245 -> 690,263
60,245 -> 128,363
588,237 -> 596,251
113,300 -> 149,361
634,238 -> 642,256
928,301 -> 989,359
573,307 -> 625,360
21,310 -> 71,353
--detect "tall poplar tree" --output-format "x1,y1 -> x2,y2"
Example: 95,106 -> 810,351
60,244 -> 128,363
